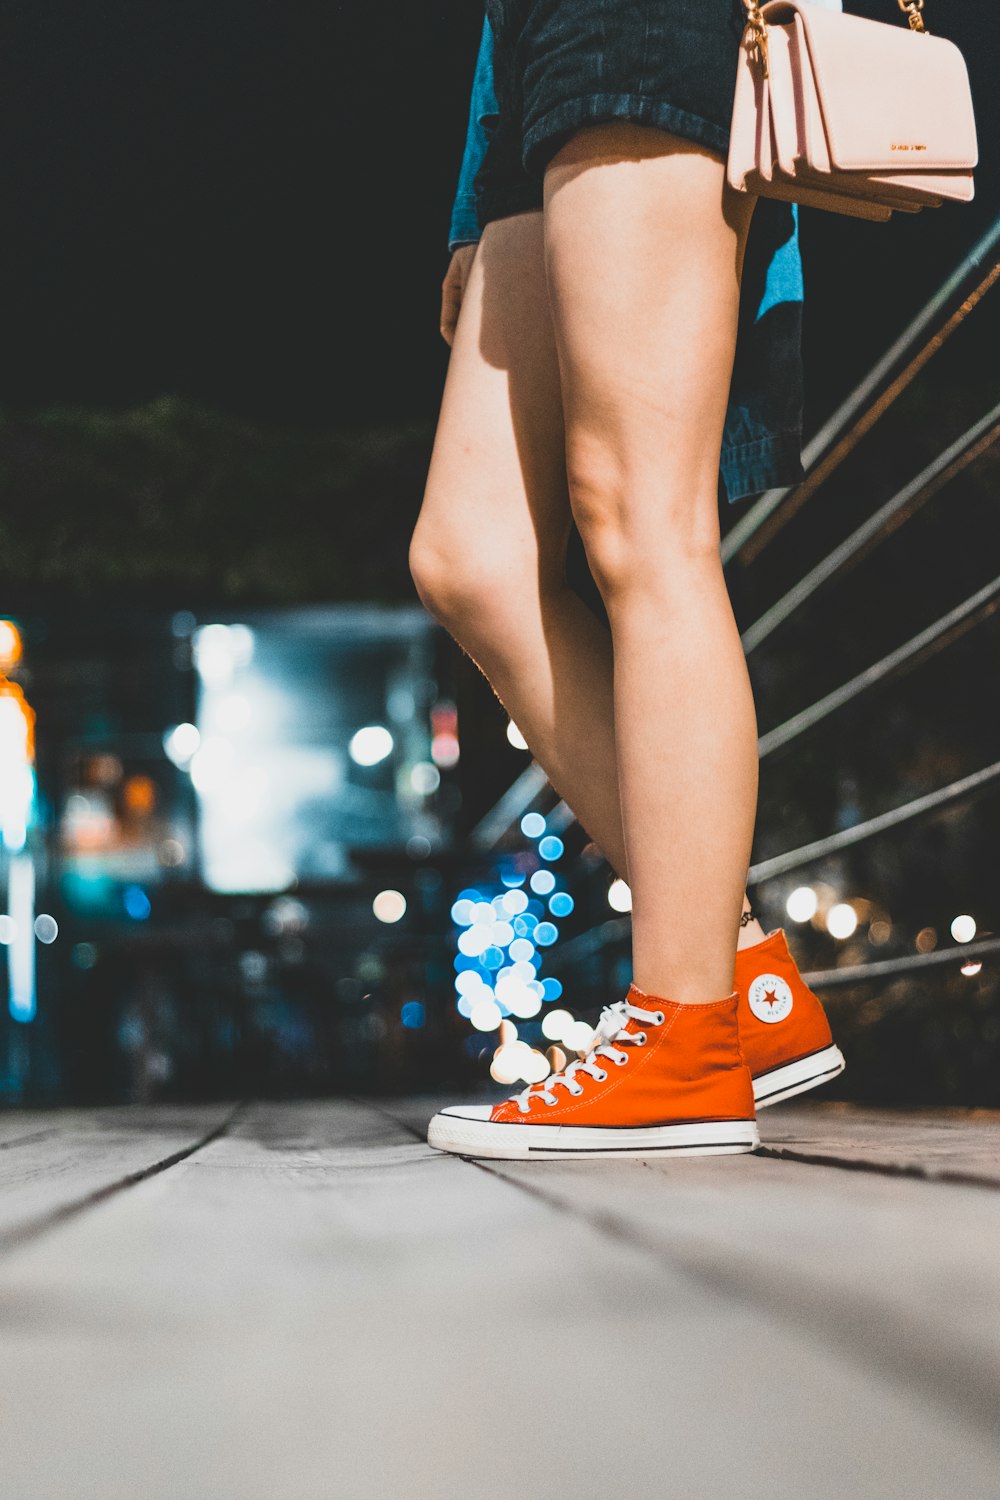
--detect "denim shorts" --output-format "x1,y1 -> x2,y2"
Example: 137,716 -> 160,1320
475,0 -> 747,228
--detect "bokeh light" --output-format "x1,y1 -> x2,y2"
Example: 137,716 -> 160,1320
0,620 -> 24,671
349,725 -> 394,766
951,914 -> 976,944
608,879 -> 632,912
410,762 -> 441,795
564,1021 -> 596,1054
163,722 -> 201,768
826,902 -> 858,940
373,889 -> 407,924
34,914 -> 59,944
542,1008 -> 573,1042
471,998 -> 502,1032
786,885 -> 818,923
520,813 -> 546,839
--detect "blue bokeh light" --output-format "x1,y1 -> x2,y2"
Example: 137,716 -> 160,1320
542,977 -> 564,1002
538,836 -> 564,862
401,1001 -> 426,1029
520,813 -> 547,839
123,885 -> 151,921
534,921 -> 559,947
549,891 -> 575,918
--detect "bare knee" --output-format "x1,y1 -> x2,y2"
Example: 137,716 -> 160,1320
409,509 -> 556,646
409,516 -> 481,631
565,433 -> 722,605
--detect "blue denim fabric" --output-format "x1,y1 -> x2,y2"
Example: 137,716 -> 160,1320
448,5 -> 840,505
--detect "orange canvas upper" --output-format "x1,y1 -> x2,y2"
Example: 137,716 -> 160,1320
491,986 -> 755,1128
734,928 -> 834,1078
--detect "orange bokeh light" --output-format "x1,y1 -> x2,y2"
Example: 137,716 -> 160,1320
123,774 -> 157,816
0,620 -> 23,672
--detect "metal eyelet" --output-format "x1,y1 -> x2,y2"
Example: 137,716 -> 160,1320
593,1068 -> 608,1082
615,1053 -> 629,1067
653,1011 -> 665,1025
633,1032 -> 647,1046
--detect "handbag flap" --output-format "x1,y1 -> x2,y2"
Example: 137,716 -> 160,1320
763,1 -> 978,173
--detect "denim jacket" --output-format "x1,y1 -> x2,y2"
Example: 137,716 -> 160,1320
448,5 -> 841,505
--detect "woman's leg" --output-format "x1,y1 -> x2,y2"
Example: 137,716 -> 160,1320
411,206 -> 767,947
543,124 -> 759,1003
411,210 -> 626,868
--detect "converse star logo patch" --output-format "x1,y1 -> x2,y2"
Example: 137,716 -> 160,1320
747,973 -> 794,1024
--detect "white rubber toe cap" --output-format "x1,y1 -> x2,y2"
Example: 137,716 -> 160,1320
436,1103 -> 495,1122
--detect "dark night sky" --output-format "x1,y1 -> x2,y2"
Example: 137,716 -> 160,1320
2,1 -> 997,433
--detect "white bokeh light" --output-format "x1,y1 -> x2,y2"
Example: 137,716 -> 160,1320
372,889 -> 406,924
826,902 -> 858,940
786,885 -> 818,923
163,722 -> 201,768
471,998 -> 503,1032
564,1021 -> 596,1053
607,879 -> 632,913
541,1009 -> 573,1042
349,725 -> 394,767
950,914 -> 976,944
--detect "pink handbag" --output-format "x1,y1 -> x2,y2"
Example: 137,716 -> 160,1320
727,0 -> 979,221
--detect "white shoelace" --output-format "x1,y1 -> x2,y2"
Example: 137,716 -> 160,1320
514,998 -> 665,1113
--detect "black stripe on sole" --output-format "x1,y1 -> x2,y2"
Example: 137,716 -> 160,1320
754,1064 -> 843,1105
526,1140 -> 754,1154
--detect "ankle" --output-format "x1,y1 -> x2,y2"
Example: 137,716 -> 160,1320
737,902 -> 767,951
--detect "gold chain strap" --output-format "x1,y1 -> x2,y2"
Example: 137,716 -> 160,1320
741,0 -> 929,72
898,0 -> 926,33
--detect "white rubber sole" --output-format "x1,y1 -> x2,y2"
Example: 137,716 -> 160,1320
752,1044 -> 846,1109
427,1113 -> 759,1162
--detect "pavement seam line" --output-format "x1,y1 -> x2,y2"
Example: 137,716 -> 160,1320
0,1129 -> 62,1153
293,1099 -> 1000,1438
466,1155 -> 1000,1442
755,1143 -> 1000,1192
0,1104 -> 244,1258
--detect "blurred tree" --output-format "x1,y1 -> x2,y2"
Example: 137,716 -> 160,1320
0,398 -> 431,605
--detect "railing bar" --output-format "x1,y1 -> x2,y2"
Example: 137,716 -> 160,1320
469,760 -> 550,850
803,936 -> 1000,990
757,576 -> 1000,758
741,403 -> 1000,655
545,801 -> 577,835
721,215 -> 1000,566
547,915 -> 632,973
748,759 -> 1000,885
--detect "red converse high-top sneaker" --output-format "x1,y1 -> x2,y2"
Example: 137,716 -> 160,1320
428,985 -> 758,1161
735,928 -> 845,1108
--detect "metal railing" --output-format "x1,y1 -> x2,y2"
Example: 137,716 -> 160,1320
463,218 -> 1000,994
